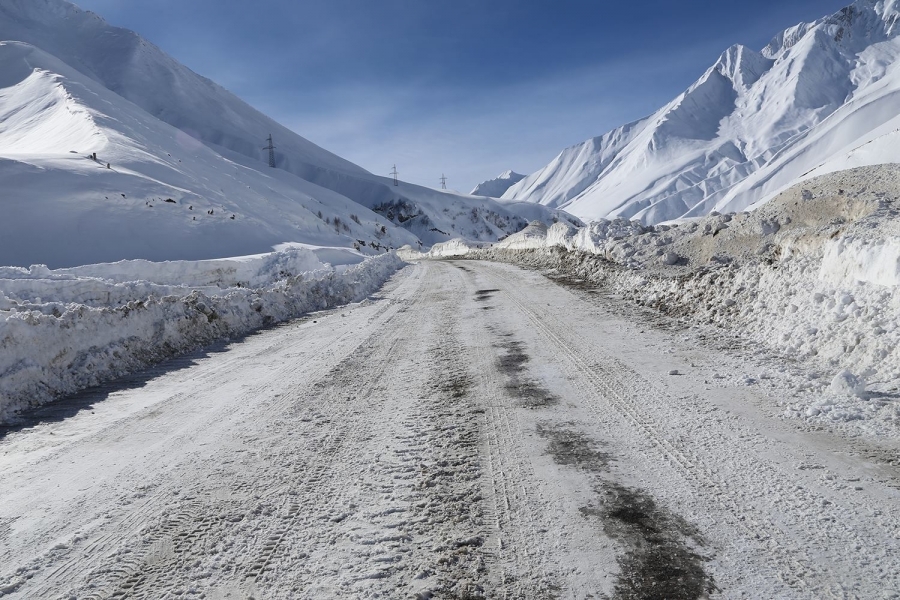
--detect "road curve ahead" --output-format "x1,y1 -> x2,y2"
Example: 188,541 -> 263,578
1,260 -> 897,599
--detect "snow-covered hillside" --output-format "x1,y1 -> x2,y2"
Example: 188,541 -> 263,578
470,170 -> 526,198
504,0 -> 900,224
0,0 -> 575,268
0,41 -> 421,267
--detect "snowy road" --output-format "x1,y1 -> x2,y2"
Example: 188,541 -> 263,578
1,260 -> 898,599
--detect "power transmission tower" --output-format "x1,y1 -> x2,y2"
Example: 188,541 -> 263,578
390,165 -> 399,186
440,174 -> 447,189
263,134 -> 276,168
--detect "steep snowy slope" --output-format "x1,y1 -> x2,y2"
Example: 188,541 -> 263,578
504,0 -> 900,224
470,170 -> 526,197
0,0 -> 574,267
0,0 -> 364,177
0,41 -> 423,267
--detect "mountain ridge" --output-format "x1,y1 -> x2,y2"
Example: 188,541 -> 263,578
503,0 -> 900,224
470,170 -> 526,197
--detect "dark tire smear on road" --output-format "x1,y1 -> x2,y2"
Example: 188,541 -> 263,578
485,288 -> 715,598
538,424 -> 718,600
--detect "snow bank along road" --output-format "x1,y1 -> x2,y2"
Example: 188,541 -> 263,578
1,260 -> 898,599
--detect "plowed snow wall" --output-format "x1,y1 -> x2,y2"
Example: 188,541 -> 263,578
0,254 -> 404,422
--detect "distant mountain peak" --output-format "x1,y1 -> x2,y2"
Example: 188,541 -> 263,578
713,45 -> 773,90
504,0 -> 900,224
471,171 -> 526,197
763,0 -> 900,58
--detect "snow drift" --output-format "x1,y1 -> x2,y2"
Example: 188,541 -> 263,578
504,0 -> 900,225
0,248 -> 404,423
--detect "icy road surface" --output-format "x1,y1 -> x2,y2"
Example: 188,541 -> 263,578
1,261 -> 898,599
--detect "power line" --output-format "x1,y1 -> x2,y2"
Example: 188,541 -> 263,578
263,134 -> 276,168
390,164 -> 399,186
440,174 -> 447,190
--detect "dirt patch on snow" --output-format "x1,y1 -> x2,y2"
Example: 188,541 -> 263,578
474,289 -> 500,302
495,339 -> 559,409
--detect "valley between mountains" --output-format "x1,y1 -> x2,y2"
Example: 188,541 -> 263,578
2,260 -> 896,599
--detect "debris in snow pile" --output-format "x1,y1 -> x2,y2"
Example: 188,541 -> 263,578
0,249 -> 405,423
471,164 -> 900,434
495,219 -> 648,259
494,221 -> 551,250
426,238 -> 486,258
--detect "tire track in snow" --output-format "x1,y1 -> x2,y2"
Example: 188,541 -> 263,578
3,268 -> 424,600
456,268 -> 566,597
482,261 -> 856,599
82,317 -> 414,599
214,264 -> 490,598
242,317 -> 413,593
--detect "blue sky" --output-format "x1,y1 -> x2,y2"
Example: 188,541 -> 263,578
74,0 -> 849,192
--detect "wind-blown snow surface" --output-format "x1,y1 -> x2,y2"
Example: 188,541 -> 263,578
470,170 -> 526,198
472,165 -> 900,436
0,248 -> 404,422
505,0 -> 900,224
0,0 -> 574,267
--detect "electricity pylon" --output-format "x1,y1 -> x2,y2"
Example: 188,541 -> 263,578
263,134 -> 276,168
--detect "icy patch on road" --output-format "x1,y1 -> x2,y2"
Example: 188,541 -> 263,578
0,248 -> 404,422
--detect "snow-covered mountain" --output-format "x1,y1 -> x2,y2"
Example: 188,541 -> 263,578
504,0 -> 900,224
0,0 -> 576,268
470,170 -> 526,198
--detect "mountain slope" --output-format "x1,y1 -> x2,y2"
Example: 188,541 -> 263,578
504,0 -> 900,224
0,0 -> 366,178
0,41 -> 422,267
0,0 -> 576,267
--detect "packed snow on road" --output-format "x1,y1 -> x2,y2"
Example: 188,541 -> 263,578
2,251 -> 899,598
